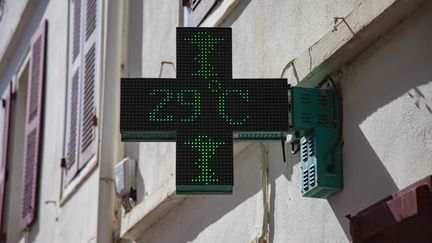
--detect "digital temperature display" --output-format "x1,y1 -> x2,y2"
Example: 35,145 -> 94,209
121,28 -> 289,194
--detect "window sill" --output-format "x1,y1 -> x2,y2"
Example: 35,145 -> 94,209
59,156 -> 98,207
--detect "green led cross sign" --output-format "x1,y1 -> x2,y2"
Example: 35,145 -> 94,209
121,28 -> 289,194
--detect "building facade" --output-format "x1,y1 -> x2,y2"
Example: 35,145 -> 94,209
0,0 -> 431,242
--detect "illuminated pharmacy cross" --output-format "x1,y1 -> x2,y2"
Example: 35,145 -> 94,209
120,27 -> 289,194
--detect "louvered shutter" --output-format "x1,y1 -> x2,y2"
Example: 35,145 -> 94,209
0,84 -> 12,232
20,20 -> 47,230
79,0 -> 99,169
189,0 -> 217,26
64,0 -> 82,182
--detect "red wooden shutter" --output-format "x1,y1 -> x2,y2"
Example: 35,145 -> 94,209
64,0 -> 82,182
79,0 -> 98,169
20,20 -> 47,230
189,0 -> 217,26
0,84 -> 12,232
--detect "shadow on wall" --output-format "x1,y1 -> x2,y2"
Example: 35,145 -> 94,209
328,1 -> 432,237
137,142 -> 290,243
138,1 -> 432,242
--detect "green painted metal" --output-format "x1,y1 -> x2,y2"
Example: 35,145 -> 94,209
291,86 -> 336,131
121,131 -> 176,142
291,85 -> 343,199
235,132 -> 288,141
176,185 -> 232,195
122,131 -> 288,142
300,128 -> 343,198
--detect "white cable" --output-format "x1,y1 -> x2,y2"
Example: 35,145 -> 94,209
255,143 -> 270,243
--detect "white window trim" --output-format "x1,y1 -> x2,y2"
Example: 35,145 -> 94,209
13,52 -> 30,93
60,156 -> 98,206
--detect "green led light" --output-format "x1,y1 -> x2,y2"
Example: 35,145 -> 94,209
185,135 -> 225,185
208,79 -> 221,93
121,28 -> 290,194
186,32 -> 223,79
218,89 -> 250,125
148,89 -> 174,122
177,89 -> 201,122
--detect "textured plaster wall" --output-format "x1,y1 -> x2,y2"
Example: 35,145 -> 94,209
133,0 -> 358,243
0,1 -> 100,243
29,1 -> 100,242
0,0 -> 28,64
330,0 -> 432,232
132,0 -> 432,243
119,1 -> 180,238
135,0 -> 178,203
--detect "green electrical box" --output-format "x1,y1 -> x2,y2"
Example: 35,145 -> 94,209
290,84 -> 343,199
291,86 -> 336,132
300,128 -> 343,198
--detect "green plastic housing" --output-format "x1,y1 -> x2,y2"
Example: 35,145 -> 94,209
122,131 -> 288,142
176,185 -> 233,195
291,87 -> 336,132
300,128 -> 343,198
290,86 -> 343,198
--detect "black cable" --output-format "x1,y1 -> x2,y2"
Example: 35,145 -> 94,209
325,76 -> 343,172
281,138 -> 286,163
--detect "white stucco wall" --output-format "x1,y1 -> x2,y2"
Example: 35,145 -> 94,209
0,0 -> 429,242
331,0 -> 432,231
124,0 -> 432,243
0,1 -> 100,243
0,0 -> 29,64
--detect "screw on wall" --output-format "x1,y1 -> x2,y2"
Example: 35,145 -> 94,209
44,200 -> 59,222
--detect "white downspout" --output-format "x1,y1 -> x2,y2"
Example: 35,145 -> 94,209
97,0 -> 123,242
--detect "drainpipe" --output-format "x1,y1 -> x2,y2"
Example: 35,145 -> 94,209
97,0 -> 123,242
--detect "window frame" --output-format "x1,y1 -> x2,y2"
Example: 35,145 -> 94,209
186,0 -> 218,26
0,50 -> 31,242
60,0 -> 102,204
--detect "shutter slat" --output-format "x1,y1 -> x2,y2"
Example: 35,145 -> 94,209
20,20 -> 47,230
85,0 -> 97,40
0,84 -> 12,232
66,70 -> 79,170
79,43 -> 96,168
72,0 -> 81,61
192,0 -> 201,9
28,37 -> 42,123
64,0 -> 82,182
78,0 -> 98,169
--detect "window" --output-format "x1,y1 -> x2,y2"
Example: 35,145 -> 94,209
185,0 -> 218,26
0,83 -> 12,240
63,0 -> 101,190
3,55 -> 30,242
0,19 -> 47,237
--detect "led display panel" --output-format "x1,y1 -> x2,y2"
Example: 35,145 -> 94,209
121,28 -> 289,194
